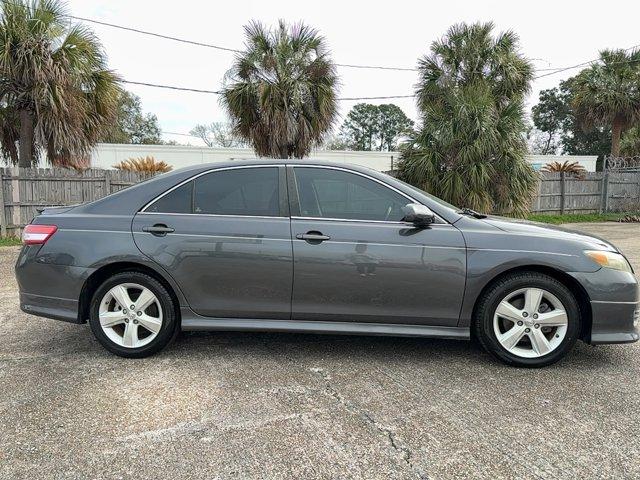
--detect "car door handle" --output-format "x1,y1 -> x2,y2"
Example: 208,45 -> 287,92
296,231 -> 331,243
143,224 -> 175,236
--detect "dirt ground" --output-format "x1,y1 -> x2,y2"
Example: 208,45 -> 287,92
0,222 -> 638,479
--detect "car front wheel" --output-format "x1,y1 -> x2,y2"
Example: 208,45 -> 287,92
474,272 -> 581,367
89,272 -> 179,358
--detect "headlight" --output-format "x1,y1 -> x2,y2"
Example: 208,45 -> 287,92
584,250 -> 633,273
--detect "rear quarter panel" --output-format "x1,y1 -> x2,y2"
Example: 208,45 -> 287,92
16,213 -> 188,319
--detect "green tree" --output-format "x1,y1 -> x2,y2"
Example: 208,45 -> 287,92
101,91 -> 161,145
0,0 -> 120,167
571,49 -> 640,156
221,20 -> 339,158
621,125 -> 640,156
377,104 -> 414,151
531,80 -> 611,162
339,103 -> 413,151
399,22 -> 537,216
530,88 -> 569,154
340,103 -> 379,150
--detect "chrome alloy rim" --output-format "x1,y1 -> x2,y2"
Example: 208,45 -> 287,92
98,283 -> 163,348
493,288 -> 568,358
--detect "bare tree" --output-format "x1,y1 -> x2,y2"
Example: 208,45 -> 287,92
189,122 -> 246,148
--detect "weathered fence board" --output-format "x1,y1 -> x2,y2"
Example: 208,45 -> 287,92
0,168 -> 638,237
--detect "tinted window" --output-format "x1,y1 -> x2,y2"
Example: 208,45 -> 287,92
194,167 -> 280,216
294,167 -> 408,221
146,181 -> 193,213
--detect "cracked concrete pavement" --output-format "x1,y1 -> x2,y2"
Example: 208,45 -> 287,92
1,222 -> 639,479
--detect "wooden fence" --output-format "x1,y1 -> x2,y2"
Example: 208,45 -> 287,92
532,171 -> 640,214
0,168 -> 154,236
0,168 -> 639,237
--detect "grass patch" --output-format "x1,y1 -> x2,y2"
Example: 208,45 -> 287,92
526,213 -> 633,224
0,236 -> 21,247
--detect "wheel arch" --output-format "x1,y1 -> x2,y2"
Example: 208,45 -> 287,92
78,261 -> 183,324
470,265 -> 593,342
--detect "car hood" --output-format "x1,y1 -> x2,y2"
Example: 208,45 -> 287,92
479,215 -> 618,252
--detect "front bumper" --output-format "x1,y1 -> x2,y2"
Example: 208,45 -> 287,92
569,269 -> 640,345
589,300 -> 640,344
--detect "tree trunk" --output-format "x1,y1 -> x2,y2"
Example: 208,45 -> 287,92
18,109 -> 34,168
544,132 -> 553,155
611,117 -> 623,157
7,141 -> 18,165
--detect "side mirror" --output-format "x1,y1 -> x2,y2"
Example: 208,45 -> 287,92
402,203 -> 435,227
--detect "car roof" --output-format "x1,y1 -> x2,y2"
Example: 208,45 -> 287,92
168,159 -> 382,174
75,160 -> 462,223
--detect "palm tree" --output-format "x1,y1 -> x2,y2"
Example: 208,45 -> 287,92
571,49 -> 640,157
0,0 -> 121,167
221,20 -> 339,158
541,160 -> 586,178
399,22 -> 537,216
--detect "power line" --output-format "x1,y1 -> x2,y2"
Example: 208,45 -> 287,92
334,63 -> 417,72
162,131 -> 200,138
122,80 -> 415,101
70,12 -> 640,77
69,13 -> 418,72
122,80 -> 221,94
338,95 -> 415,100
68,15 -> 242,53
533,43 -> 640,79
3,0 -> 637,77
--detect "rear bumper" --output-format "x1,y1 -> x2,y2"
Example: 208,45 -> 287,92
569,269 -> 640,345
20,292 -> 81,324
15,245 -> 92,324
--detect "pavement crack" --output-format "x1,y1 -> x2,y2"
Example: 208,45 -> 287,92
261,343 -> 428,477
311,367 -> 428,479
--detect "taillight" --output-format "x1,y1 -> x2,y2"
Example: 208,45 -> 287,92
22,224 -> 58,245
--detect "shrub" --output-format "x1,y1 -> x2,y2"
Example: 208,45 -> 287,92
113,156 -> 172,173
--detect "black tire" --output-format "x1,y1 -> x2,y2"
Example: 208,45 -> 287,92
474,272 -> 581,368
89,271 -> 179,358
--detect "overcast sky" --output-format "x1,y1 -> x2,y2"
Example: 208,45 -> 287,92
68,0 -> 640,146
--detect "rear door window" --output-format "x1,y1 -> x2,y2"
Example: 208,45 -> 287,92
146,181 -> 193,214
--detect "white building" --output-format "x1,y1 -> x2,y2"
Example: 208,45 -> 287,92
90,144 -> 598,172
526,154 -> 597,172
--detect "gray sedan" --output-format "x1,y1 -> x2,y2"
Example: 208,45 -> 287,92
15,161 -> 639,367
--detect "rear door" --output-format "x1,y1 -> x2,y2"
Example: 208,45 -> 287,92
133,165 -> 293,319
288,166 -> 466,326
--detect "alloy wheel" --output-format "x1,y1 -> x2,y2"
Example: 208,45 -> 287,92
98,283 -> 163,348
493,287 -> 568,358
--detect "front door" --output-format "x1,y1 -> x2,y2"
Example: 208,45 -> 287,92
133,165 -> 293,319
289,166 -> 466,326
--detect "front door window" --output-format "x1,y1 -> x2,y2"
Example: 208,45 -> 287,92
294,167 -> 408,222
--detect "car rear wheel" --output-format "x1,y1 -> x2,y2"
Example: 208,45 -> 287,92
89,272 -> 179,358
474,272 -> 581,367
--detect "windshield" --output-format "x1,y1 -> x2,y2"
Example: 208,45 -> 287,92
392,177 -> 460,211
